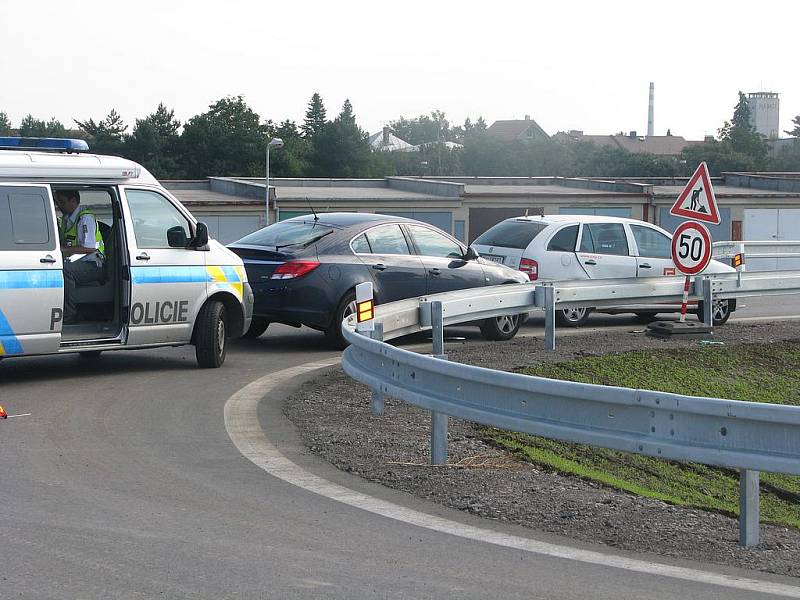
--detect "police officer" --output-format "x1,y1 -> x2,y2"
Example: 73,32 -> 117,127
55,189 -> 105,323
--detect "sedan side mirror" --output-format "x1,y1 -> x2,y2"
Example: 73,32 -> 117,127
188,221 -> 209,249
463,246 -> 479,261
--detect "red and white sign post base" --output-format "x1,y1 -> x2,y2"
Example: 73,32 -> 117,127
679,276 -> 691,323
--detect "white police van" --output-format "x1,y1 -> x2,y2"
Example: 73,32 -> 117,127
0,137 -> 253,367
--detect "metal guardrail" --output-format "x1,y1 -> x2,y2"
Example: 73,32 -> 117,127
713,240 -> 800,261
341,271 -> 800,546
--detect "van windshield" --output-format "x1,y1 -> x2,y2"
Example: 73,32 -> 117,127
235,221 -> 334,250
474,220 -> 548,250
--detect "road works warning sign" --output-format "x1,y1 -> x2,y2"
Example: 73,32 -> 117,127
669,162 -> 721,225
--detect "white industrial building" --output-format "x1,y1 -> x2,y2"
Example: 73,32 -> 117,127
747,92 -> 780,139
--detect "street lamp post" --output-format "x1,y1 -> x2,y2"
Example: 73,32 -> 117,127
265,137 -> 284,226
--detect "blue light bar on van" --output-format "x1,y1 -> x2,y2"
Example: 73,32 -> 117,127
0,137 -> 90,152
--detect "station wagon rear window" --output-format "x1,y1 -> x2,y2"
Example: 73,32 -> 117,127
473,220 -> 547,250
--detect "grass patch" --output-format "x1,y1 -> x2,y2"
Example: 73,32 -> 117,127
479,342 -> 800,527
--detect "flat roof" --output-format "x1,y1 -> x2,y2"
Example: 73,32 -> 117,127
274,185 -> 449,201
652,185 -> 800,198
170,189 -> 263,206
464,184 -> 638,196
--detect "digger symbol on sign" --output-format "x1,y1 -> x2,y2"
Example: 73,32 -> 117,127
690,187 -> 707,213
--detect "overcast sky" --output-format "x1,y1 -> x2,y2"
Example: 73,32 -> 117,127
1,0 -> 796,140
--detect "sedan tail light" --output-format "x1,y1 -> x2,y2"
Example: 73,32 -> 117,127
270,260 -> 321,280
519,257 -> 538,281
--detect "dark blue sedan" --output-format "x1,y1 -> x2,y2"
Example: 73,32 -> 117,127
228,213 -> 528,347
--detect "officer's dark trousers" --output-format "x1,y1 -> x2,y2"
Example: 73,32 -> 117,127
63,260 -> 103,322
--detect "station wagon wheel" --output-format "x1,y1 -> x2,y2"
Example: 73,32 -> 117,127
556,307 -> 592,327
696,298 -> 734,326
195,300 -> 227,368
325,290 -> 358,350
479,313 -> 523,341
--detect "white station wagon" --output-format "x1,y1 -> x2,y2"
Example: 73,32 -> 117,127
472,215 -> 736,326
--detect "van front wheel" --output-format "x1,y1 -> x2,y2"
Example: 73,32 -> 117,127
195,300 -> 227,368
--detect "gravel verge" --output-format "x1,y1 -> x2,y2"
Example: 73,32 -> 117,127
284,320 -> 800,578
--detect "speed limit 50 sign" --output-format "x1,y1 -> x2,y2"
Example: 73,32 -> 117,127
671,221 -> 712,275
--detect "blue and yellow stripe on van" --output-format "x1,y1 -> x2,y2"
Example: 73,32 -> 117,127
0,309 -> 23,356
0,270 -> 63,356
0,270 -> 63,290
131,265 -> 245,299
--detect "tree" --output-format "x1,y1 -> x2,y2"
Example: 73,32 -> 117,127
178,95 -> 267,178
301,93 -> 327,138
309,99 -> 373,177
75,109 -> 128,155
717,91 -> 768,166
0,112 -> 11,135
19,115 -> 68,137
269,119 -> 310,177
681,139 -> 758,175
125,103 -> 182,178
786,115 -> 800,138
389,110 -> 453,145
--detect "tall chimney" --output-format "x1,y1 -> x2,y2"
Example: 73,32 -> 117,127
647,82 -> 654,137
382,126 -> 390,146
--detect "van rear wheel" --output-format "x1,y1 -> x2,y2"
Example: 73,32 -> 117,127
195,300 -> 227,368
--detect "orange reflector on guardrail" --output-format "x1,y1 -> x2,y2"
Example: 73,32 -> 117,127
357,299 -> 374,323
733,253 -> 745,268
355,281 -> 375,332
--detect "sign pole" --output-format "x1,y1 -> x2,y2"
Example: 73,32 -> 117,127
679,275 -> 691,323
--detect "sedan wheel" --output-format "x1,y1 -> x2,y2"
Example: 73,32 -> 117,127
556,307 -> 591,327
479,313 -> 523,341
325,291 -> 358,350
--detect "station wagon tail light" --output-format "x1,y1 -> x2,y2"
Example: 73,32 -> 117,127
270,260 -> 321,279
519,258 -> 538,281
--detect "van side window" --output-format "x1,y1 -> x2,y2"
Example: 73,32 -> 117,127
0,186 -> 55,251
126,190 -> 192,249
547,225 -> 579,252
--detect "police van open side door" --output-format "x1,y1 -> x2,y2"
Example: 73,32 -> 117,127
0,184 -> 63,356
121,187 -> 207,346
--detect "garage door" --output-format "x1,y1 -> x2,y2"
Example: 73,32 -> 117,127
744,209 -> 800,271
559,207 -> 632,218
381,211 -> 453,235
658,208 -> 731,242
202,216 -> 262,245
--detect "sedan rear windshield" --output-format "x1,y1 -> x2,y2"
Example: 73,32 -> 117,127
473,220 -> 548,250
235,221 -> 334,250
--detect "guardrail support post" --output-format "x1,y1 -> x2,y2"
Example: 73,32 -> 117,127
739,469 -> 760,547
431,300 -> 446,359
544,286 -> 556,351
702,277 -> 714,327
369,323 -> 384,415
430,300 -> 448,465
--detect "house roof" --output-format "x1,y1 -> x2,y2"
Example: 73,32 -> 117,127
556,132 -> 701,156
367,130 -> 414,151
486,118 -> 549,141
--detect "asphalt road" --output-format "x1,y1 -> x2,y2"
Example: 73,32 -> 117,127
1,297 -> 799,599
